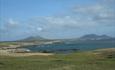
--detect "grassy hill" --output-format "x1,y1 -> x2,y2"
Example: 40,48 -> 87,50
0,48 -> 115,70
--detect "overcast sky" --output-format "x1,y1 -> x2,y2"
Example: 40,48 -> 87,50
0,0 -> 115,41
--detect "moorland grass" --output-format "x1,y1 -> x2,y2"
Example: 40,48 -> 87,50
0,51 -> 115,70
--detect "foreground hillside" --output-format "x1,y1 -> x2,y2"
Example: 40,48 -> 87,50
0,48 -> 115,70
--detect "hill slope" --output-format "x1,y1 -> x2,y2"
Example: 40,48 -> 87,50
20,36 -> 46,41
79,34 -> 113,40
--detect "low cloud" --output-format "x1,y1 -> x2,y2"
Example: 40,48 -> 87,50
73,3 -> 115,25
29,0 -> 115,31
6,18 -> 19,28
36,27 -> 43,31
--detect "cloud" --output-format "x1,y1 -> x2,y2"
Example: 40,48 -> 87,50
1,2 -> 115,35
8,19 -> 17,25
2,0 -> 114,31
1,0 -> 115,40
0,18 -> 18,33
26,1 -> 114,38
6,18 -> 19,28
72,3 -> 115,26
29,1 -> 114,32
36,27 -> 43,31
32,16 -> 97,29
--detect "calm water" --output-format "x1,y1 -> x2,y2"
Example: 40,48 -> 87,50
24,42 -> 115,53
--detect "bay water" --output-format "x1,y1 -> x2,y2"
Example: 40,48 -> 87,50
24,42 -> 115,53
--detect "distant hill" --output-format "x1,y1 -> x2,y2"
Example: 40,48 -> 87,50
63,34 -> 115,44
79,34 -> 113,40
20,36 -> 46,41
17,34 -> 115,42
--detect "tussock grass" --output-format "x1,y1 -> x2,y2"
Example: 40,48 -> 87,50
0,48 -> 115,70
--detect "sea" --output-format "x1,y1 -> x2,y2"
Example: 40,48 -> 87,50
24,41 -> 115,53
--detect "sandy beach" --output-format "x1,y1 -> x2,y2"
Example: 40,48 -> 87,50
0,49 -> 53,57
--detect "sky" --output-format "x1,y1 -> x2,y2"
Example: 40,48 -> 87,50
0,0 -> 115,41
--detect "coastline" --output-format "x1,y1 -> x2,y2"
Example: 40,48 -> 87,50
0,49 -> 53,57
0,48 -> 115,57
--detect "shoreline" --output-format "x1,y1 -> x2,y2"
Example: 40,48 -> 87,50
0,49 -> 53,57
1,48 -> 115,57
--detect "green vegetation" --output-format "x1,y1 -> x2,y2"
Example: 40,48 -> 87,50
0,42 -> 19,47
0,50 -> 115,70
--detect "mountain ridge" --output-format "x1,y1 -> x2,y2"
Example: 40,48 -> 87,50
79,34 -> 113,40
19,36 -> 46,41
16,34 -> 115,42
